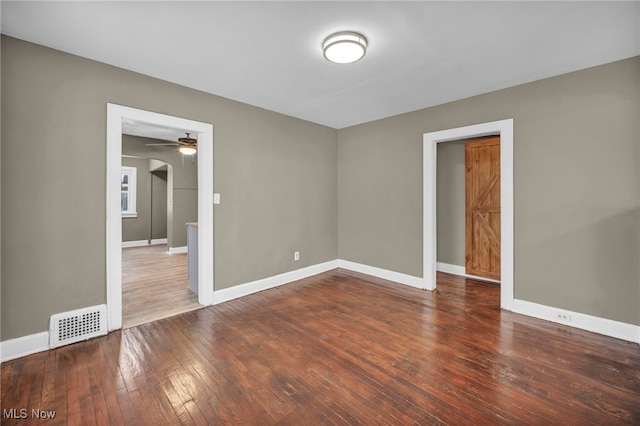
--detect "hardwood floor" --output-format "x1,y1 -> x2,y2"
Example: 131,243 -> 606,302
2,270 -> 639,425
122,245 -> 201,329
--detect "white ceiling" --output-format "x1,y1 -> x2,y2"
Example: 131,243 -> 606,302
121,118 -> 196,143
2,1 -> 639,129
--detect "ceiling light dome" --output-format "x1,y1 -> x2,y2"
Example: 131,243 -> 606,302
179,146 -> 197,155
323,31 -> 367,64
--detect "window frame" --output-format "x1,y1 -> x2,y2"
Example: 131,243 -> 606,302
121,166 -> 138,218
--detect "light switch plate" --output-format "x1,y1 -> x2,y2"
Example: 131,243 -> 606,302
213,193 -> 221,204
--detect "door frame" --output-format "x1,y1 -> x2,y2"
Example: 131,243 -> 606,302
106,103 -> 215,331
423,119 -> 514,311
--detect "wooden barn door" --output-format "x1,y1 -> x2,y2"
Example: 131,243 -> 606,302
465,136 -> 501,280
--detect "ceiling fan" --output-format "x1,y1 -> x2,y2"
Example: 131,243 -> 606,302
145,132 -> 197,155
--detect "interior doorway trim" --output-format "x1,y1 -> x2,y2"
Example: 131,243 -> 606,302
106,103 -> 215,331
423,119 -> 514,311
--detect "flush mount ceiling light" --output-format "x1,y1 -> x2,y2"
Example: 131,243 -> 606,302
322,31 -> 368,64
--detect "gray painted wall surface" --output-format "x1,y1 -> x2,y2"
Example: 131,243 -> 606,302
121,157 -> 152,243
1,35 -> 637,341
123,136 -> 197,190
436,141 -> 466,266
339,56 -> 639,325
1,37 -> 338,340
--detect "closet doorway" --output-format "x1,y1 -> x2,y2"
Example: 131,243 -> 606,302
422,119 -> 514,311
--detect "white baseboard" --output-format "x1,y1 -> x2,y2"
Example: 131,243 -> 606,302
168,246 -> 187,254
338,259 -> 426,289
0,332 -> 50,363
436,262 -> 501,284
436,262 -> 465,276
513,299 -> 640,344
3,261 -> 339,362
122,239 -> 167,248
213,260 -> 339,305
5,262 -> 636,364
121,239 -> 149,248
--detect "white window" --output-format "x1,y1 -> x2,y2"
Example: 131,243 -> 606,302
121,166 -> 138,218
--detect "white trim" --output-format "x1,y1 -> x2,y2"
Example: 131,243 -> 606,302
436,262 -> 466,276
121,239 -> 168,248
107,103 -> 215,331
0,332 -> 50,363
121,239 -> 149,248
338,259 -> 426,289
436,262 -> 501,284
168,246 -> 188,254
4,263 -> 638,363
213,260 -> 339,305
120,165 -> 138,217
423,119 -> 514,309
513,299 -> 640,344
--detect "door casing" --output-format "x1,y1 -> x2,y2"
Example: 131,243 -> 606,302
106,103 -> 215,331
423,119 -> 514,311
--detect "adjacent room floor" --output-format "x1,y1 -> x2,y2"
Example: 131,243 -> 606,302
2,270 -> 639,424
122,244 -> 201,329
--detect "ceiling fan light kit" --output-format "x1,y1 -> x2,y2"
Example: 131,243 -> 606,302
179,146 -> 197,155
145,132 -> 198,155
322,31 -> 367,64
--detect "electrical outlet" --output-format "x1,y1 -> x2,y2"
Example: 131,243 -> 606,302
294,251 -> 300,261
555,312 -> 572,322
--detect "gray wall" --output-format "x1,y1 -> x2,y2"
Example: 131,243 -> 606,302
1,36 -> 338,340
338,56 -> 639,326
121,157 -> 152,242
1,34 -> 637,341
436,141 -> 465,266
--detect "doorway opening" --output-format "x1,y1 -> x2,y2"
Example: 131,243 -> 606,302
120,143 -> 199,328
107,104 -> 214,331
423,119 -> 514,311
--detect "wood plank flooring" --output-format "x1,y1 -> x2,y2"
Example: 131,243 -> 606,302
2,270 -> 639,425
122,245 -> 201,329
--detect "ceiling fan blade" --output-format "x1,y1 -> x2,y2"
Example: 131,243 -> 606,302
145,143 -> 180,146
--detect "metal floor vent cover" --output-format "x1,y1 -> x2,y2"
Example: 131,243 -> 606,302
49,304 -> 107,348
